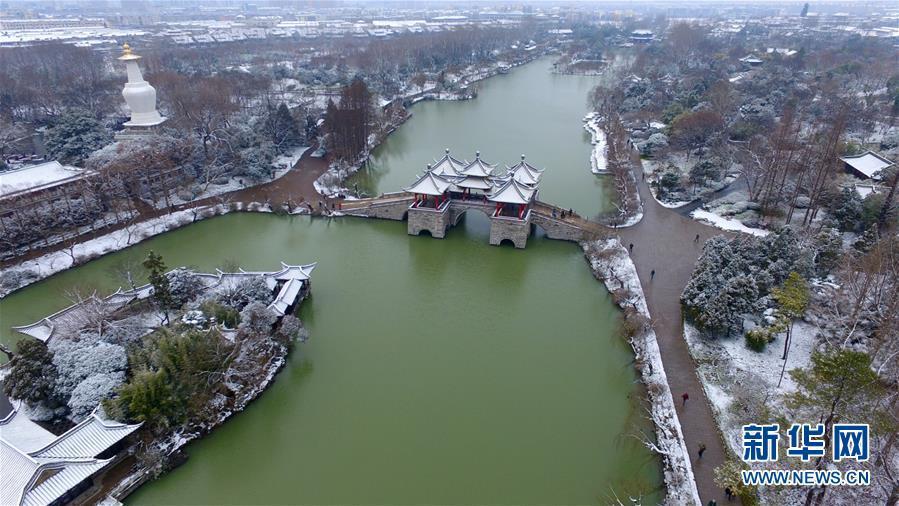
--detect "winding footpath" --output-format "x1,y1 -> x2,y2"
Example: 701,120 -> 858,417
618,157 -> 738,506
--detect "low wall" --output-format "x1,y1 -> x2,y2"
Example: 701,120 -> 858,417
531,213 -> 591,242
341,199 -> 412,221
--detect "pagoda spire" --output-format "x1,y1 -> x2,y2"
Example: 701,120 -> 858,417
118,43 -> 166,129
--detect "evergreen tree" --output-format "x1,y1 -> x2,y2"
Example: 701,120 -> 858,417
788,349 -> 891,505
143,251 -> 174,319
263,103 -> 303,151
826,187 -> 863,232
3,339 -> 60,405
771,272 -> 809,388
44,109 -> 112,164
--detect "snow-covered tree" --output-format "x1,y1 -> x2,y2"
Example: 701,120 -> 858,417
68,372 -> 125,421
825,186 -> 864,232
278,314 -> 308,342
237,145 -> 277,181
51,339 -> 127,398
682,228 -> 813,335
167,268 -> 201,307
238,301 -> 278,337
44,109 -> 112,164
217,277 -> 274,311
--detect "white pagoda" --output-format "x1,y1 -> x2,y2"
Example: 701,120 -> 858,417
117,43 -> 166,138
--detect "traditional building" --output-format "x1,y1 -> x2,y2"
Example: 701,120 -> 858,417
505,155 -> 544,186
840,151 -> 894,181
398,151 -> 543,246
403,169 -> 454,210
453,151 -> 499,196
14,263 -> 317,342
428,148 -> 467,177
488,177 -> 538,219
0,406 -> 141,506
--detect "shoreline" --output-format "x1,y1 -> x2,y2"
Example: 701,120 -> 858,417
2,55 -> 548,298
1,53 -> 691,503
582,238 -> 701,505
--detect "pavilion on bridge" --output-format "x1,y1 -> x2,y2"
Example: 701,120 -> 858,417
401,150 -> 545,247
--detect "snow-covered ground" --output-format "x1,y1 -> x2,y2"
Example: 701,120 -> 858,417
582,238 -> 701,506
0,202 -> 303,298
583,117 -> 609,174
157,146 -> 308,208
684,322 -> 817,454
691,209 -> 769,237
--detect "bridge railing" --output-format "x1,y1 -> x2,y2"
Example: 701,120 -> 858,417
340,192 -> 413,209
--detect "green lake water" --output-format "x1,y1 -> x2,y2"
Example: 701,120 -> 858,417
0,57 -> 662,505
352,57 -> 612,220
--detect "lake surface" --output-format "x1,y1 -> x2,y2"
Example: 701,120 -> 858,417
0,57 -> 662,504
353,57 -> 612,219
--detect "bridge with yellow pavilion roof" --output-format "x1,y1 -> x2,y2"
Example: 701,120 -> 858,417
340,150 -> 607,248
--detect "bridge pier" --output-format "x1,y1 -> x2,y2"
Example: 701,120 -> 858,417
407,205 -> 450,238
489,215 -> 530,249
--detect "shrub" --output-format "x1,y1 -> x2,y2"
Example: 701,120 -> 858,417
745,329 -> 769,352
200,299 -> 240,328
238,301 -> 278,337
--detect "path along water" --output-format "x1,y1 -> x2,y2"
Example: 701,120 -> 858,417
0,57 -> 663,504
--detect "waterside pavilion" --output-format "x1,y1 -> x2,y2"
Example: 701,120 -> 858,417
401,150 -> 542,247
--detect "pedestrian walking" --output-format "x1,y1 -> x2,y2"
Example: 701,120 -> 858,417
724,486 -> 733,501
694,233 -> 700,242
641,172 -> 645,181
681,391 -> 689,406
629,243 -> 634,253
650,269 -> 656,281
698,443 -> 707,459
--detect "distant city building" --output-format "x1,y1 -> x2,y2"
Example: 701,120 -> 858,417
0,17 -> 105,30
630,29 -> 653,43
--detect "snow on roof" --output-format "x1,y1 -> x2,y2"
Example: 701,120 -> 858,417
840,151 -> 894,179
0,162 -> 89,199
0,408 -> 56,453
1,439 -> 40,506
458,152 -> 497,178
29,411 -> 141,460
488,178 -> 537,205
1,405 -> 138,506
21,459 -> 110,506
454,175 -> 494,190
269,278 -> 303,316
14,263 -> 316,342
403,171 -> 453,195
506,155 -> 544,186
429,149 -> 467,176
